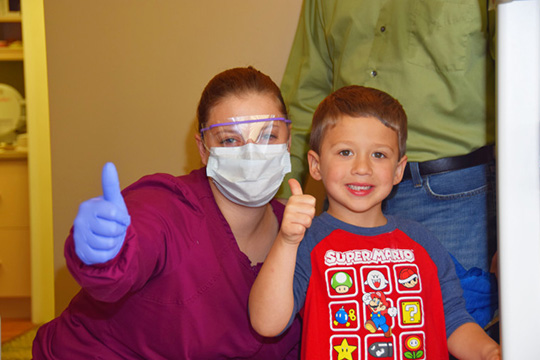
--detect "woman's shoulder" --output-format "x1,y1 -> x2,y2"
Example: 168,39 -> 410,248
121,167 -> 212,212
124,167 -> 207,195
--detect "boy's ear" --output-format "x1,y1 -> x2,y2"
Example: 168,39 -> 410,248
195,133 -> 209,165
308,150 -> 322,181
393,155 -> 408,185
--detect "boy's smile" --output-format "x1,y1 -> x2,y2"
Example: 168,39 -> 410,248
346,183 -> 375,197
308,115 -> 407,227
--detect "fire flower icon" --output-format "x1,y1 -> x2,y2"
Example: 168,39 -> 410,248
403,335 -> 424,359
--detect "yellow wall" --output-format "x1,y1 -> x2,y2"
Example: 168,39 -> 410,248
43,1 -> 305,314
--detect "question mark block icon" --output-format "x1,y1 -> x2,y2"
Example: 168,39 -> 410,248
401,300 -> 422,325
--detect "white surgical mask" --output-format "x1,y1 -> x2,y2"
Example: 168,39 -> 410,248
206,143 -> 291,207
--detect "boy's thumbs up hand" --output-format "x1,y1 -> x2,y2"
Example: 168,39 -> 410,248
280,179 -> 316,245
73,162 -> 131,265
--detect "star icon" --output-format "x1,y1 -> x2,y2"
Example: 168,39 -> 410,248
333,338 -> 358,360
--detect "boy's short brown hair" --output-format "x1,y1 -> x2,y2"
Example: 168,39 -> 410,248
309,85 -> 407,158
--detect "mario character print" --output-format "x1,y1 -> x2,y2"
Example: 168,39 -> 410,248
363,291 -> 397,337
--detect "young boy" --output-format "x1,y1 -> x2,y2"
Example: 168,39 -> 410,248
249,86 -> 500,359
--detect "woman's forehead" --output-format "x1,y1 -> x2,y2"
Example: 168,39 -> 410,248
207,93 -> 284,125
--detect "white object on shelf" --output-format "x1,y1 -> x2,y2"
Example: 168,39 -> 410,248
0,83 -> 24,143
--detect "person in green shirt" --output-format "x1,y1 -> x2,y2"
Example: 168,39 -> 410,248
277,0 -> 498,331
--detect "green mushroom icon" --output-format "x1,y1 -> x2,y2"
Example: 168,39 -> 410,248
331,272 -> 353,294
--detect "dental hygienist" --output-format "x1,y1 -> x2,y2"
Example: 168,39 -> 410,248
33,67 -> 301,360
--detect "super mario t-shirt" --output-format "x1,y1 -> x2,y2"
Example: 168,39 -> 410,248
290,213 -> 472,360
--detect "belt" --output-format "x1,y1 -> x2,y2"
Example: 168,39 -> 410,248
402,145 -> 495,180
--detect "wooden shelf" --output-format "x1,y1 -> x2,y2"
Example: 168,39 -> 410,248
0,149 -> 27,159
0,16 -> 21,23
0,47 -> 22,60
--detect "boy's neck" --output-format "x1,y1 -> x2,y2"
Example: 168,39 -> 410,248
326,206 -> 388,228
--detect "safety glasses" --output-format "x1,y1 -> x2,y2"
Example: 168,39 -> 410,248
201,115 -> 291,148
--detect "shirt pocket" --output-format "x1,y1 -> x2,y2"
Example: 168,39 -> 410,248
407,0 -> 477,72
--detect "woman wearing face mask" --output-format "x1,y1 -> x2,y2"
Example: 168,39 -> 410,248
32,67 -> 301,359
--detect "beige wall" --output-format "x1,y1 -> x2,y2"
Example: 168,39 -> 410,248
43,1 -> 307,314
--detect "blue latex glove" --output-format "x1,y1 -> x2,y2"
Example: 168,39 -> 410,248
73,162 -> 131,265
450,254 -> 498,328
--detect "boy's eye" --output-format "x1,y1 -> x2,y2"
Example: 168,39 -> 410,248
372,152 -> 386,159
339,149 -> 352,157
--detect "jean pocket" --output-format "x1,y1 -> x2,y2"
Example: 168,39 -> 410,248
408,0 -> 477,72
423,166 -> 492,200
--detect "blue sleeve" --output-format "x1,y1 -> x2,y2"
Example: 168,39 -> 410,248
399,219 -> 475,338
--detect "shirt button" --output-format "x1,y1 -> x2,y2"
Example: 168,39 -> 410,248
371,70 -> 378,77
380,26 -> 386,32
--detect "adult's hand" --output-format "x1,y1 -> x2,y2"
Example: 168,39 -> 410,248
73,162 -> 131,265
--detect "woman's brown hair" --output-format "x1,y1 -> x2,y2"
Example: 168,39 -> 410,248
197,66 -> 287,132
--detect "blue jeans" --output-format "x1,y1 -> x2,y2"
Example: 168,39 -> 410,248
383,162 -> 497,272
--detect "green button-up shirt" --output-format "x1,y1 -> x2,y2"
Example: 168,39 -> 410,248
277,0 -> 496,198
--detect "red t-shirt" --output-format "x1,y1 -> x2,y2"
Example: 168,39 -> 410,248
300,228 -> 449,360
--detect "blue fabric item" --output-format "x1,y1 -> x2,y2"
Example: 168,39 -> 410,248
450,253 -> 498,328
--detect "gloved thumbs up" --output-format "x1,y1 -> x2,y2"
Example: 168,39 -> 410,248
102,162 -> 129,215
73,162 -> 131,265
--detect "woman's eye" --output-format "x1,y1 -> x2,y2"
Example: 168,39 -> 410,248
259,131 -> 277,142
372,152 -> 386,159
220,137 -> 242,146
339,150 -> 352,157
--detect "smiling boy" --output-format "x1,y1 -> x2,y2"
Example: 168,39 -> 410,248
249,86 -> 500,359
